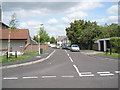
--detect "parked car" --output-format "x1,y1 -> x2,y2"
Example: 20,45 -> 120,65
56,45 -> 60,49
62,45 -> 67,49
67,45 -> 71,50
70,44 -> 80,52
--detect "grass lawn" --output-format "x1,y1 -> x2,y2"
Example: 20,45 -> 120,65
23,50 -> 48,55
0,55 -> 31,63
100,52 -> 120,58
23,51 -> 39,55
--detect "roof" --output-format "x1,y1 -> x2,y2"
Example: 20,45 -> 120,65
0,29 -> 30,40
57,36 -> 67,41
0,22 -> 9,28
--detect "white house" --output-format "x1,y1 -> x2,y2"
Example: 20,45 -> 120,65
57,36 -> 71,46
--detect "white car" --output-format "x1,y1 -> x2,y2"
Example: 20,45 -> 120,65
70,44 -> 80,52
56,45 -> 60,49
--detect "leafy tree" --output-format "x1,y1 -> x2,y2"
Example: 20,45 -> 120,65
37,27 -> 50,43
66,19 -> 119,49
50,37 -> 56,44
9,13 -> 18,29
66,20 -> 101,49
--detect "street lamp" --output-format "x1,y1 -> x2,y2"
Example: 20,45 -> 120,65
38,24 -> 43,55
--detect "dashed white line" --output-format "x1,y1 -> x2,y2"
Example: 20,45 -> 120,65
80,74 -> 94,77
23,76 -> 38,79
99,73 -> 114,76
61,76 -> 74,77
42,76 -> 56,78
3,77 -> 18,80
97,71 -> 110,74
73,64 -> 81,77
80,72 -> 92,74
80,72 -> 94,77
69,57 -> 73,62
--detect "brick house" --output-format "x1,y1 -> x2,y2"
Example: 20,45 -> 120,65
0,29 -> 31,54
0,29 -> 49,55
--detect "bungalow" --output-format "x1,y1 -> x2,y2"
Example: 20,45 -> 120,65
0,29 -> 31,54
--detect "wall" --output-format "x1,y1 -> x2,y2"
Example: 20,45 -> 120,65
92,43 -> 98,51
20,43 -> 48,53
1,40 -> 26,52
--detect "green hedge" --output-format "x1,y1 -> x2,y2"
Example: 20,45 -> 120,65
110,37 -> 120,53
110,37 -> 120,47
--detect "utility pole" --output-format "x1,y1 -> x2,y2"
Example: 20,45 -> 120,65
38,24 -> 43,54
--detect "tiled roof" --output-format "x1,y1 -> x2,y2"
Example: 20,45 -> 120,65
0,29 -> 30,40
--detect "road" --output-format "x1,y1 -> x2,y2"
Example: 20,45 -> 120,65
2,49 -> 119,88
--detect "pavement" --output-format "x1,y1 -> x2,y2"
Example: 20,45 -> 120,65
2,48 -> 119,88
2,47 -> 54,66
80,50 -> 119,60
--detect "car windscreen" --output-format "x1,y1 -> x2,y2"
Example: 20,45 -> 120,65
72,45 -> 79,47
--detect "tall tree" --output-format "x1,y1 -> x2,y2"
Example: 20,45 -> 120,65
37,27 -> 50,43
9,13 -> 18,29
50,37 -> 56,44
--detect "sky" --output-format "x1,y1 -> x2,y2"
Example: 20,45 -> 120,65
1,1 -> 118,38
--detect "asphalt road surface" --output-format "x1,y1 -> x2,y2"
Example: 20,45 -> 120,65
2,49 -> 119,88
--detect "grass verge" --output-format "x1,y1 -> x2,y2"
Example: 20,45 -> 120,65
100,52 -> 120,58
23,51 -> 39,55
23,50 -> 48,55
0,55 -> 31,63
85,50 -> 96,52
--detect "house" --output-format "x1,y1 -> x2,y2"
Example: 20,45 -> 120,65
0,29 -> 31,54
57,36 -> 71,46
0,29 -> 49,55
93,38 -> 111,52
0,22 -> 9,29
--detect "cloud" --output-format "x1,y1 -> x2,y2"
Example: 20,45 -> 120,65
67,11 -> 88,19
46,24 -> 67,37
19,20 -> 43,36
107,5 -> 118,15
93,16 -> 118,24
47,18 -> 58,25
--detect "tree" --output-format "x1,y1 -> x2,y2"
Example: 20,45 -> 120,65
9,13 -> 18,29
37,27 -> 50,43
66,20 -> 101,49
50,37 -> 56,44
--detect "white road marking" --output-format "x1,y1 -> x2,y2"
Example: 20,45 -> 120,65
99,73 -> 114,76
61,76 -> 74,77
23,76 -> 38,79
80,74 -> 94,77
69,57 -> 73,62
80,72 -> 94,77
42,76 -> 56,78
80,72 -> 92,74
97,71 -> 110,74
67,54 -> 70,56
73,64 -> 81,77
115,71 -> 120,74
3,77 -> 18,80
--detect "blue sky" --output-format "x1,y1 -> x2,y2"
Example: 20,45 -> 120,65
2,1 -> 118,38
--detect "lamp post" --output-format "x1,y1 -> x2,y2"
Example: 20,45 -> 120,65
38,24 -> 43,54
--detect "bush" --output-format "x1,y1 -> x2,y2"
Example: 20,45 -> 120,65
110,37 -> 120,47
